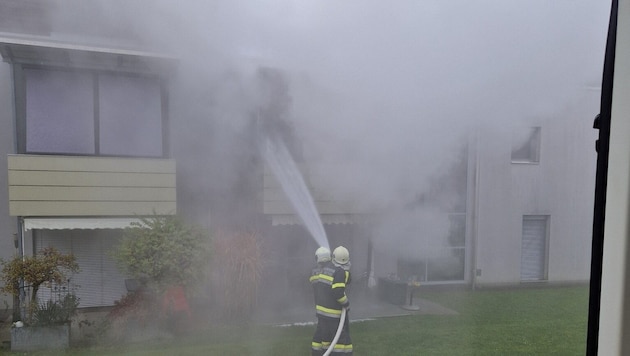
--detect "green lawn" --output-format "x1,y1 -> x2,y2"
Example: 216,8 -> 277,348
13,286 -> 589,356
353,286 -> 589,355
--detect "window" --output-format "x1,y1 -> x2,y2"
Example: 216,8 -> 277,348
511,127 -> 541,163
26,69 -> 95,154
98,74 -> 163,156
22,67 -> 165,157
397,213 -> 466,282
427,213 -> 466,281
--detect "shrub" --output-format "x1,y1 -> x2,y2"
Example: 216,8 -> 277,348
31,294 -> 80,326
113,214 -> 211,295
108,215 -> 210,340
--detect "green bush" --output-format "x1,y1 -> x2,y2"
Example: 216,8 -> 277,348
113,215 -> 211,295
107,214 -> 211,341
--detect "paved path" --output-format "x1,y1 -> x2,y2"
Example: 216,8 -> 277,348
254,293 -> 458,326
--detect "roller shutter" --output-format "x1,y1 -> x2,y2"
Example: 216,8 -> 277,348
520,216 -> 549,281
34,229 -> 127,307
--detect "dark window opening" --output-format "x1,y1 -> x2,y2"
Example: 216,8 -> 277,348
512,127 -> 541,163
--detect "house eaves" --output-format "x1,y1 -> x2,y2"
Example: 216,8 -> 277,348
0,33 -> 177,74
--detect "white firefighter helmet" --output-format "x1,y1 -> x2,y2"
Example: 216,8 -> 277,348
315,246 -> 331,263
332,246 -> 350,266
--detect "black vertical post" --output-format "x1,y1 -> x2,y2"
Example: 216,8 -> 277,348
12,218 -> 25,322
587,1 -> 617,355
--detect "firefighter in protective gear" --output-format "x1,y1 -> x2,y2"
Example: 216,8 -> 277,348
332,246 -> 350,269
310,246 -> 352,355
316,246 -> 332,264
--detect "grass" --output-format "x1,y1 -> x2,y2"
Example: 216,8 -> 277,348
7,285 -> 589,355
352,286 -> 589,355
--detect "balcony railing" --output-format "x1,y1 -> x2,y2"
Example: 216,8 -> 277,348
7,154 -> 176,217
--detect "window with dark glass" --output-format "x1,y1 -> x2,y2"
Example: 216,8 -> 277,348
25,69 -> 95,154
98,74 -> 163,157
23,67 -> 164,157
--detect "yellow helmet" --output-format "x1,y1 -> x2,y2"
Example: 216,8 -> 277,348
332,246 -> 350,266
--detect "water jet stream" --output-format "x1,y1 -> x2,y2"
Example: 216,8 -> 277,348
263,136 -> 329,249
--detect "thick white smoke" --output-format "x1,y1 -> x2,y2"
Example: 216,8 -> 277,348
47,0 -> 610,256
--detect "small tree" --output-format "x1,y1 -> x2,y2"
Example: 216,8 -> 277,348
212,230 -> 264,320
113,215 -> 210,295
0,247 -> 79,322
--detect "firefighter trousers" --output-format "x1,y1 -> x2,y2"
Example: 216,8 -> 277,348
311,314 -> 353,355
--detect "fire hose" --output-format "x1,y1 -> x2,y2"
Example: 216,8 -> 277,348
323,307 -> 347,356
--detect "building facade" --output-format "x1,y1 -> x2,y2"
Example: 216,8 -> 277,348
0,1 -> 598,315
0,1 -> 177,309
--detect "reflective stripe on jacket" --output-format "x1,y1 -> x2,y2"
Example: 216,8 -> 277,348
310,261 -> 350,319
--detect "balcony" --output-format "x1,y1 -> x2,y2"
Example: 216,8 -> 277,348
262,163 -> 366,225
7,154 -> 176,217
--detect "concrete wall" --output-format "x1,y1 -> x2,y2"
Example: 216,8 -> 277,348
0,61 -> 18,311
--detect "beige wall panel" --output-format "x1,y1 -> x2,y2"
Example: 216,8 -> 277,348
7,155 -> 177,217
263,201 -> 361,215
263,174 -> 280,188
258,165 -> 361,215
319,201 -> 361,214
263,172 -> 312,188
9,171 -> 175,187
263,188 -> 289,201
262,201 -> 295,214
9,201 -> 176,216
263,187 -> 337,202
8,155 -> 175,173
310,189 -> 337,201
9,186 -> 176,201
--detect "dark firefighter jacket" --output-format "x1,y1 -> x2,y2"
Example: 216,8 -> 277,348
310,261 -> 350,318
